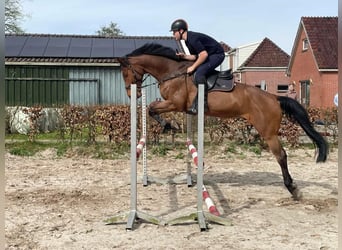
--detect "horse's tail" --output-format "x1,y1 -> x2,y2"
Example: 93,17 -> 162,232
277,96 -> 328,162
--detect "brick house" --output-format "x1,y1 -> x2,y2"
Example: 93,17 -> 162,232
225,41 -> 261,72
235,37 -> 290,94
286,17 -> 338,108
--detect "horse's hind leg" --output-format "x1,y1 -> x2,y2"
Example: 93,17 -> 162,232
267,136 -> 302,200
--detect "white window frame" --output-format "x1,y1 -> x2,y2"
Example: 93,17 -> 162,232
302,38 -> 309,51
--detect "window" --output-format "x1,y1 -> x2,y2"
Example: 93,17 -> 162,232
302,38 -> 309,51
300,80 -> 311,107
277,84 -> 288,93
255,80 -> 267,91
255,85 -> 267,91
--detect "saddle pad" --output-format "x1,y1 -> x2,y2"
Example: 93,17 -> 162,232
208,78 -> 235,92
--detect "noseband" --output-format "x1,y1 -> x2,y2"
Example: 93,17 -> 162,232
128,64 -> 151,89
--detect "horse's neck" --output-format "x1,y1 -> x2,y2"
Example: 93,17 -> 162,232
136,56 -> 187,81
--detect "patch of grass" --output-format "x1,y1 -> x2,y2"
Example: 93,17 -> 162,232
5,133 -> 28,141
150,144 -> 171,156
8,147 -> 34,156
224,143 -> 238,154
5,132 -> 326,160
56,143 -> 69,157
240,143 -> 262,156
6,141 -> 55,156
248,145 -> 262,155
5,134 -> 133,159
65,141 -> 130,159
174,152 -> 185,160
6,131 -> 61,141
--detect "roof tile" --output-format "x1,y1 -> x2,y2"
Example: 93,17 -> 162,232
240,37 -> 290,68
302,17 -> 338,69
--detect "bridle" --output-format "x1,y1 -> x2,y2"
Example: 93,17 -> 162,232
121,57 -> 188,90
125,63 -> 150,90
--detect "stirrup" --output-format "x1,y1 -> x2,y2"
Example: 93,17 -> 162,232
187,94 -> 198,115
187,102 -> 208,115
187,107 -> 198,115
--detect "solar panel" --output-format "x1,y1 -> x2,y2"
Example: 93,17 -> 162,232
134,39 -> 156,48
160,39 -> 179,50
5,36 -> 28,57
91,38 -> 114,58
20,36 -> 49,57
68,37 -> 92,57
114,39 -> 135,57
5,35 -> 180,59
134,38 -> 178,51
44,37 -> 71,57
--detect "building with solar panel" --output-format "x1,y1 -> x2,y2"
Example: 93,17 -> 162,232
5,34 -> 179,106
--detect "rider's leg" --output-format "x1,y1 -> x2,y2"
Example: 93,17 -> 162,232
187,75 -> 208,115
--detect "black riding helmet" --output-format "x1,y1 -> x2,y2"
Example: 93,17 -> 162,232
170,19 -> 188,31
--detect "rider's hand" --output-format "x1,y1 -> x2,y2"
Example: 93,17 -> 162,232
176,52 -> 185,58
187,66 -> 195,75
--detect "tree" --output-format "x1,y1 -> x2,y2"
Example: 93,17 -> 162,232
95,22 -> 125,37
5,0 -> 25,33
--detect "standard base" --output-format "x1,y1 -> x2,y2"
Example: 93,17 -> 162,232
167,211 -> 232,231
105,210 -> 165,230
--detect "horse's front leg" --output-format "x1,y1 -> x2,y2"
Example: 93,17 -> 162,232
148,100 -> 179,132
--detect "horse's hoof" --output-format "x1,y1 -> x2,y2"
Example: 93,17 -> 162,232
186,110 -> 197,115
170,120 -> 180,130
162,123 -> 172,133
291,188 -> 303,201
162,121 -> 180,133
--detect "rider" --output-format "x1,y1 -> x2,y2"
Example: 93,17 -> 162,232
170,19 -> 225,115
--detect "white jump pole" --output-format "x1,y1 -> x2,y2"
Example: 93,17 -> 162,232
141,88 -> 148,186
126,84 -> 163,230
194,82 -> 231,229
105,84 -> 163,230
197,83 -> 206,230
126,83 -> 138,229
169,40 -> 232,229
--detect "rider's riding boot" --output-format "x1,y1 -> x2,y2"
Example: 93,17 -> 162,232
187,82 -> 208,115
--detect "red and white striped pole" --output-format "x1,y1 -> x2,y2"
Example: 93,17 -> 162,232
202,186 -> 220,216
186,139 -> 198,167
186,138 -> 220,216
136,136 -> 146,159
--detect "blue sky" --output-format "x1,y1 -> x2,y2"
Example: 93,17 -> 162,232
20,0 -> 337,54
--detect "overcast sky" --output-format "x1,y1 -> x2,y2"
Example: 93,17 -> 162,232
20,0 -> 337,54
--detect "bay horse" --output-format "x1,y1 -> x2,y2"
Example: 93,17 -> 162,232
117,43 -> 328,200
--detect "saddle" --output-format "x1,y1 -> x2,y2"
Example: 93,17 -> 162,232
204,69 -> 235,92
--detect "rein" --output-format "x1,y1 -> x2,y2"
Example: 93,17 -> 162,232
124,60 -> 188,89
141,72 -> 188,89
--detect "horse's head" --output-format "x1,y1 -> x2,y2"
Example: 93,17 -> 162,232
117,57 -> 144,98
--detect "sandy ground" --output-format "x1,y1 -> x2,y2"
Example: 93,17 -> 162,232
5,146 -> 338,250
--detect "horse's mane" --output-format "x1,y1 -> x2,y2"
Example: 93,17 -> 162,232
126,43 -> 180,61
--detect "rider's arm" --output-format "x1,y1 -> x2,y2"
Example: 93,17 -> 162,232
176,53 -> 197,61
187,50 -> 208,73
